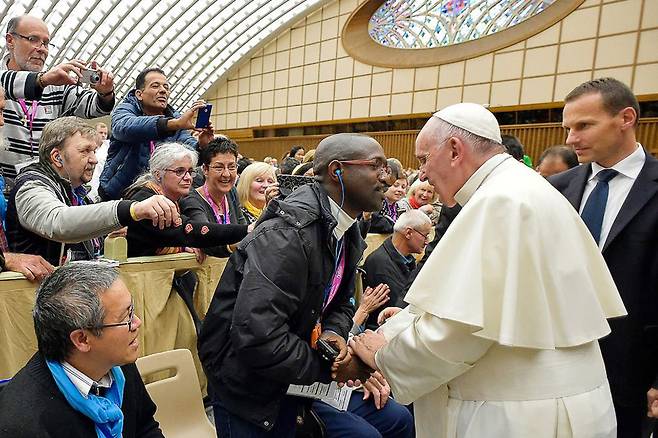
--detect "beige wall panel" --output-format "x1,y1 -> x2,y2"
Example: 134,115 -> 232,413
274,89 -> 287,107
521,76 -> 555,104
599,0 -> 642,36
320,39 -> 338,61
352,75 -> 372,98
306,22 -> 322,44
491,80 -> 521,107
305,43 -> 321,64
439,62 -> 465,87
249,111 -> 260,127
412,90 -> 436,113
262,53 -> 275,73
318,82 -> 335,102
322,17 -> 339,40
323,1 -> 340,19
304,64 -> 319,84
558,39 -> 596,73
249,93 -> 261,111
333,100 -> 351,119
303,83 -> 319,104
226,113 -> 237,129
594,66 -> 632,85
275,70 -> 289,88
301,104 -> 318,122
227,96 -> 237,113
263,41 -> 276,55
354,60 -> 373,76
276,51 -> 290,70
335,78 -> 352,99
581,0 -> 599,7
351,97 -> 370,118
497,41 -> 525,53
273,108 -> 286,125
239,63 -> 250,78
319,60 -> 337,82
339,0 -> 358,15
261,109 -> 273,126
392,69 -> 415,93
290,47 -> 305,67
237,112 -> 249,128
250,57 -> 263,76
464,54 -> 494,85
554,71 -> 592,100
370,95 -> 391,117
261,90 -> 274,109
217,82 -> 228,98
391,93 -> 413,115
291,27 -> 305,48
634,63 -> 658,95
238,77 -> 249,95
415,66 -> 439,90
462,84 -> 491,105
437,87 -> 463,109
216,113 -> 226,130
595,33 -> 636,69
317,102 -> 333,120
524,45 -> 558,77
336,57 -> 354,79
249,75 -> 262,93
308,9 -> 322,24
493,51 -> 524,81
561,6 -> 599,42
287,105 -> 302,124
372,72 -> 393,95
527,23 -> 560,48
216,98 -> 227,114
637,29 -> 658,63
289,67 -> 303,87
227,80 -> 238,96
261,72 -> 274,91
643,0 -> 658,28
288,86 -> 302,106
277,31 -> 291,51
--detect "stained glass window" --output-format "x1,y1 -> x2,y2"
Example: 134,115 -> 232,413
369,0 -> 558,49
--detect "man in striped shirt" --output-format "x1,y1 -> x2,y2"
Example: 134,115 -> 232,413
0,15 -> 115,179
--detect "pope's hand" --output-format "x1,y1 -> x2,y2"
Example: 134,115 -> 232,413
377,306 -> 402,325
349,330 -> 387,370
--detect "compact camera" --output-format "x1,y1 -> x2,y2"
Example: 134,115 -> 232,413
80,68 -> 101,85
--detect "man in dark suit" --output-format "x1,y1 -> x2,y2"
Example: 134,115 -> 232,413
550,77 -> 658,438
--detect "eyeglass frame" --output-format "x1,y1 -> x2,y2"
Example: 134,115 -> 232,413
93,302 -> 136,332
10,32 -> 55,49
409,227 -> 431,241
206,164 -> 238,174
335,159 -> 391,178
164,167 -> 197,179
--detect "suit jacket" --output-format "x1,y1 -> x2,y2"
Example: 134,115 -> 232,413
549,151 -> 658,407
0,353 -> 163,437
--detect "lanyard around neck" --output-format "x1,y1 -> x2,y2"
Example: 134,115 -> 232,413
203,184 -> 230,224
18,99 -> 39,155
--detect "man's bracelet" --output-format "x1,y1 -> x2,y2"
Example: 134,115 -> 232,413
37,72 -> 46,89
129,203 -> 139,221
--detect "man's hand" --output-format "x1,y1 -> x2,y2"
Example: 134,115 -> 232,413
4,252 -> 54,282
169,100 -> 207,131
41,59 -> 88,87
362,371 -> 390,409
349,330 -> 388,371
320,331 -> 349,366
332,346 -> 373,384
359,284 -> 390,315
196,122 -> 215,148
132,196 -> 182,229
88,60 -> 114,97
377,306 -> 402,325
647,387 -> 658,417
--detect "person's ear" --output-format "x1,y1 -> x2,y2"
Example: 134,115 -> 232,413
328,161 -> 342,182
620,106 -> 637,130
50,149 -> 64,168
5,33 -> 15,51
202,164 -> 209,178
69,328 -> 92,353
135,89 -> 143,101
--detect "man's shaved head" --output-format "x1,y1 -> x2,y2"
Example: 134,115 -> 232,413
314,133 -> 383,178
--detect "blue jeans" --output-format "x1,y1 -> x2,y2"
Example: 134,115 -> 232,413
213,396 -> 298,438
312,392 -> 415,438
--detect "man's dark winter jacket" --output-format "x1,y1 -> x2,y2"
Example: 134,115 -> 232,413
0,353 -> 163,438
198,182 -> 364,430
99,91 -> 197,200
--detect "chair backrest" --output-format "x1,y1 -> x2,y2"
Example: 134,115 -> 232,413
136,349 -> 216,438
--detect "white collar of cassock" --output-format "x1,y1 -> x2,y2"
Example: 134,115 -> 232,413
328,196 -> 356,241
455,153 -> 511,206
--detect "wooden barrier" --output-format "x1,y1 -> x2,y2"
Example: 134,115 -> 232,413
235,118 -> 658,168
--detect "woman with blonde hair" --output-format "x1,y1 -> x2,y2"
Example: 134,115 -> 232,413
237,162 -> 278,224
399,179 -> 441,224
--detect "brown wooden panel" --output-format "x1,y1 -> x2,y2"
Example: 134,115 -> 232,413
234,118 -> 658,168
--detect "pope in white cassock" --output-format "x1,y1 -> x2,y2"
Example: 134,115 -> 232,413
348,103 -> 627,438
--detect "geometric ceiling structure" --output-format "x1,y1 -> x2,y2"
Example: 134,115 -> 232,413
1,0 -> 328,110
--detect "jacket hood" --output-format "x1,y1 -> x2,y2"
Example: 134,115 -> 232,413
261,182 -> 337,231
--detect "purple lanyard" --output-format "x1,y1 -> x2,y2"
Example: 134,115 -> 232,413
386,200 -> 398,222
18,99 -> 38,154
203,184 -> 230,224
322,239 -> 346,313
150,141 -> 156,155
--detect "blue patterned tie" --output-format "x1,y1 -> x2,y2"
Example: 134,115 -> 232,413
581,169 -> 618,244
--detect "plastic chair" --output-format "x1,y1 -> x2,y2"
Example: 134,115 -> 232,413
136,349 -> 217,438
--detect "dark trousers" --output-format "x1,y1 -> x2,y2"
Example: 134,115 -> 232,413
312,392 -> 414,438
213,396 -> 298,438
615,403 -> 654,438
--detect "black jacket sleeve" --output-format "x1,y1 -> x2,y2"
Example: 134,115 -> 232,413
179,192 -> 239,257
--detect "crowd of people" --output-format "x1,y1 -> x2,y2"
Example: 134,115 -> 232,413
0,13 -> 656,438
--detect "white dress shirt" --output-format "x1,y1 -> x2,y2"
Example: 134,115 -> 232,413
579,144 -> 646,248
61,361 -> 113,398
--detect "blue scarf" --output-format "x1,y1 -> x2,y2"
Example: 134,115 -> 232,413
46,360 -> 126,438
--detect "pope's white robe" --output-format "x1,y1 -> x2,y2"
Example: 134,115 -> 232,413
375,154 -> 626,438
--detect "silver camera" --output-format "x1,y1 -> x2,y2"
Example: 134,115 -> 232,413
80,68 -> 101,85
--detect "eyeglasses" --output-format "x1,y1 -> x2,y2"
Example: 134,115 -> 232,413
10,32 -> 55,49
96,303 -> 137,332
336,159 -> 391,178
207,164 -> 237,174
165,168 -> 197,179
410,228 -> 431,241
416,136 -> 451,168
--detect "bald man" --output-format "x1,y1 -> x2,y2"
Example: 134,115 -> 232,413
199,134 -> 390,437
1,15 -> 115,179
348,103 -> 626,438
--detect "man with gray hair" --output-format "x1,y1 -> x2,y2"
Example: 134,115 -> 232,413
0,261 -> 164,437
5,116 -> 181,266
360,210 -> 432,330
1,15 -> 116,179
347,103 -> 627,437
